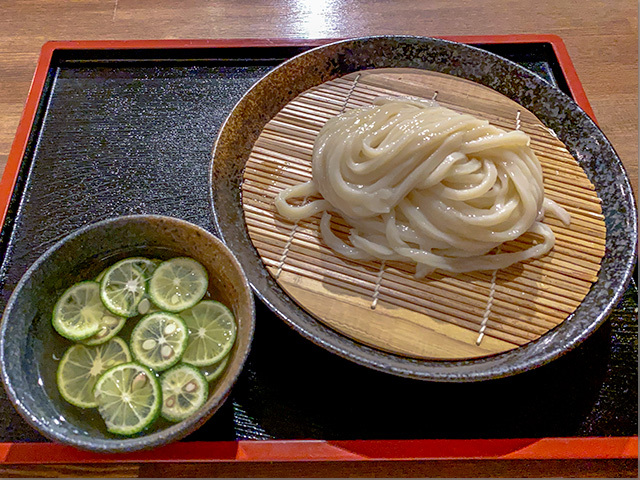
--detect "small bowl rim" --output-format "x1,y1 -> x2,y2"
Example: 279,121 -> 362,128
0,214 -> 255,452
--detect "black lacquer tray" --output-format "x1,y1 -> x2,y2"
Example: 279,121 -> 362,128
0,37 -> 636,447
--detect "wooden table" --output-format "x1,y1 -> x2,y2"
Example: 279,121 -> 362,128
1,0 -> 637,194
0,0 -> 637,477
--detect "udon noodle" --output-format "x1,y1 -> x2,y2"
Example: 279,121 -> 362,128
275,97 -> 570,278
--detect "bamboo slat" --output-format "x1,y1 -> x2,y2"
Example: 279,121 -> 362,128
241,68 -> 606,360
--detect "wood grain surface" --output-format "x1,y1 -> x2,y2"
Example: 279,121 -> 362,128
0,0 -> 637,198
0,0 -> 636,477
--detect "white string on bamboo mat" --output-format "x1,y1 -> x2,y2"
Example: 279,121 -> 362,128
275,74 -> 362,280
370,89 -> 440,310
476,109 -> 521,345
370,260 -> 386,310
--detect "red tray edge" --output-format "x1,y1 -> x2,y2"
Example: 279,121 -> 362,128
0,437 -> 637,464
0,35 -> 629,465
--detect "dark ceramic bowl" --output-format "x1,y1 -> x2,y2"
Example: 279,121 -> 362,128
0,215 -> 255,452
211,35 -> 637,382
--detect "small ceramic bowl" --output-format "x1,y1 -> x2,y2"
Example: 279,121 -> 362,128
0,215 -> 255,452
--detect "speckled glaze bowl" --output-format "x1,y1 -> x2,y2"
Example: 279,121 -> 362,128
0,215 -> 255,452
211,35 -> 637,382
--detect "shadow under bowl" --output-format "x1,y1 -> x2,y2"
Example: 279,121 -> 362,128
0,215 -> 255,452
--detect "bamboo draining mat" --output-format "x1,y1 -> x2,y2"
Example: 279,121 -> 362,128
241,68 -> 605,360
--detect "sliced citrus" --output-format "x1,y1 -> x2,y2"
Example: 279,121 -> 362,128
148,257 -> 208,312
52,281 -> 104,340
130,312 -> 189,371
180,300 -> 236,367
200,355 -> 230,382
160,363 -> 209,422
95,267 -> 108,283
126,258 -> 163,315
96,257 -> 159,284
100,259 -> 147,317
81,313 -> 127,346
56,337 -> 131,408
127,257 -> 161,279
93,362 -> 161,436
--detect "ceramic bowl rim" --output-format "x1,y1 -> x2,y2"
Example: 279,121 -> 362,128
210,35 -> 638,383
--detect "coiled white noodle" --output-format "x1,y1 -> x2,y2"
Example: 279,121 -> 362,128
275,97 -> 570,277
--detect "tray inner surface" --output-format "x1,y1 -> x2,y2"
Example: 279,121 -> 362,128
0,43 -> 635,443
242,68 -> 605,361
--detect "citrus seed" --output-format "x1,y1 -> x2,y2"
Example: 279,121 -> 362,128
161,345 -> 174,360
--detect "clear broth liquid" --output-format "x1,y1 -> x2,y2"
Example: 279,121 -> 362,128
36,247 -> 234,438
